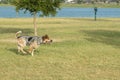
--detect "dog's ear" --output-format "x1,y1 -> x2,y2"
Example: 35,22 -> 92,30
44,34 -> 49,39
42,34 -> 49,40
44,34 -> 48,38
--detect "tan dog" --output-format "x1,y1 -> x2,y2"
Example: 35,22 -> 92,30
15,31 -> 52,56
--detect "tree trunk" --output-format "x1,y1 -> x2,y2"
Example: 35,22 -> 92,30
33,12 -> 37,36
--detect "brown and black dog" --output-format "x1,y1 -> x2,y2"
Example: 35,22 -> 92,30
15,31 -> 52,56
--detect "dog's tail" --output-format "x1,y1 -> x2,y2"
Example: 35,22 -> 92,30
15,31 -> 22,38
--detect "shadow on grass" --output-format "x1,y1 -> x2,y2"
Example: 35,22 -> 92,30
8,47 -> 40,56
8,48 -> 32,56
82,30 -> 120,48
0,27 -> 33,34
69,18 -> 120,22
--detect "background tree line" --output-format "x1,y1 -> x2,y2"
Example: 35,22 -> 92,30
76,0 -> 120,4
0,0 -> 119,4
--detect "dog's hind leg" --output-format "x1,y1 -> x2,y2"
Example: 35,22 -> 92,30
17,45 -> 21,52
20,47 -> 26,54
31,49 -> 35,56
18,45 -> 26,54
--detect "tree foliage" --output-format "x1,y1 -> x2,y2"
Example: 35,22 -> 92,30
12,0 -> 61,16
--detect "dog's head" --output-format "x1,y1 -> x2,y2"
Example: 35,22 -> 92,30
42,34 -> 52,44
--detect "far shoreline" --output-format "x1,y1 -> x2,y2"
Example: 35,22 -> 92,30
0,3 -> 120,8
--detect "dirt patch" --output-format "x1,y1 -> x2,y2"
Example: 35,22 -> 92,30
0,39 -> 16,43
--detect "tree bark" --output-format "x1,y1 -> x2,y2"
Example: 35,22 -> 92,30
33,12 -> 37,36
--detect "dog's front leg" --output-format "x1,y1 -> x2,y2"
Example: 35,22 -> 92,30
28,46 -> 35,56
28,47 -> 34,56
29,41 -> 37,56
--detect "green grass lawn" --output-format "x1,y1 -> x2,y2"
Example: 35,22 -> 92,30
0,18 -> 120,80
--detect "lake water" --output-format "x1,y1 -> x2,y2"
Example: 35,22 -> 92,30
0,6 -> 120,18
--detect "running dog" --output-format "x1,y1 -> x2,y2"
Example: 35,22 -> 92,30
15,31 -> 52,56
